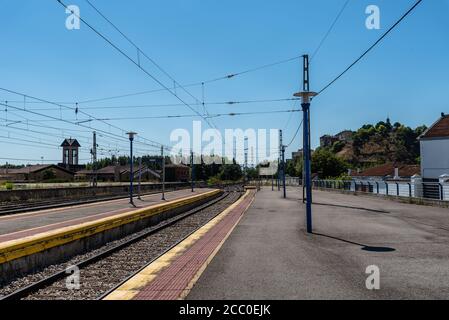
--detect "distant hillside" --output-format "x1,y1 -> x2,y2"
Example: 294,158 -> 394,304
323,119 -> 427,168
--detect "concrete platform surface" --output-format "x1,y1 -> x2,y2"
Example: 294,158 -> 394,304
187,187 -> 449,300
104,190 -> 256,301
0,189 -> 213,244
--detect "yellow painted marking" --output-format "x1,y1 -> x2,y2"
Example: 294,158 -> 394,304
179,192 -> 255,300
0,190 -> 221,264
104,190 -> 255,301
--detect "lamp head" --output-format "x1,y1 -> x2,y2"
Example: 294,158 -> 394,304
294,91 -> 318,104
127,132 -> 137,141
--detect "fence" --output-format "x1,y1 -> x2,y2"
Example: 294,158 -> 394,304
248,176 -> 449,202
311,179 -> 449,202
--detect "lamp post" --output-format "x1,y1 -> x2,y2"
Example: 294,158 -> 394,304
127,132 -> 137,205
294,91 -> 317,234
281,145 -> 286,199
138,157 -> 142,201
191,151 -> 195,192
161,146 -> 166,201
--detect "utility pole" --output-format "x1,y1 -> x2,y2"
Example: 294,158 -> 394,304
294,54 -> 317,234
138,157 -> 142,200
281,144 -> 286,199
278,130 -> 283,191
127,132 -> 137,206
92,131 -> 97,188
277,158 -> 280,190
191,150 -> 195,192
161,146 -> 166,201
244,137 -> 248,184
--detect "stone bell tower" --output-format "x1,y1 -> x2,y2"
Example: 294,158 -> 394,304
60,138 -> 81,169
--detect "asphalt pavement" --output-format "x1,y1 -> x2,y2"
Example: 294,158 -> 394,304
187,187 -> 449,300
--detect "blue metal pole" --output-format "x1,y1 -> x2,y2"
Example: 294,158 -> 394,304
277,159 -> 281,191
282,145 -> 286,198
191,151 -> 195,192
303,102 -> 312,233
129,138 -> 134,204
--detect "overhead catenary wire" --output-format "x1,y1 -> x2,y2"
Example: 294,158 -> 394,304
17,109 -> 302,122
2,89 -> 174,152
84,0 -> 220,131
57,0 -> 216,130
0,99 -> 172,152
310,0 -> 350,62
317,0 -> 423,96
286,119 -> 304,148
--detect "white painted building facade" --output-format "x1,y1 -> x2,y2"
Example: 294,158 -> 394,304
419,114 -> 449,180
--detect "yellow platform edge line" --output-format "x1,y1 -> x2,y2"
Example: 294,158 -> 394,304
179,191 -> 256,300
0,189 -> 221,264
104,189 -> 255,301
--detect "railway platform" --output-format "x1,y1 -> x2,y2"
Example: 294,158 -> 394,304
0,188 -> 221,283
0,188 -> 214,243
106,187 -> 449,300
104,188 -> 256,300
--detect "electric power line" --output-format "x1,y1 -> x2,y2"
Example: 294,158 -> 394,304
57,0 -> 216,130
310,0 -> 351,62
317,0 -> 423,96
286,119 -> 304,148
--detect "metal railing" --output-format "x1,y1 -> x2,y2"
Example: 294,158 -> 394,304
247,177 -> 449,202
309,179 -> 449,202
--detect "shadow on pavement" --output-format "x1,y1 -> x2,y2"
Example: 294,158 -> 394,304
312,202 -> 390,214
312,232 -> 396,253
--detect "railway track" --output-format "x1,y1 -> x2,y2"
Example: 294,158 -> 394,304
0,186 -> 243,300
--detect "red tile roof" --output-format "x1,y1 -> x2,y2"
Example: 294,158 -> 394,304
420,115 -> 449,139
351,163 -> 420,178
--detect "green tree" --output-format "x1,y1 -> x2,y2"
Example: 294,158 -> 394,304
219,164 -> 243,181
311,149 -> 348,178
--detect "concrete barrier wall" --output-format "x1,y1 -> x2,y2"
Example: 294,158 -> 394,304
0,182 -> 191,203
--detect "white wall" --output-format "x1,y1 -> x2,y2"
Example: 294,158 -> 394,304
421,139 -> 449,179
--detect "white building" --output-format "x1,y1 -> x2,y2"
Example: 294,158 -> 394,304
419,113 -> 449,180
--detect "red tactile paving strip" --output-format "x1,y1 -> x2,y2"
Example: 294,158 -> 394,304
132,191 -> 255,300
0,190 -> 208,244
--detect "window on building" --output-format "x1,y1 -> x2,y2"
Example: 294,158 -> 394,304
64,149 -> 69,164
73,149 -> 78,165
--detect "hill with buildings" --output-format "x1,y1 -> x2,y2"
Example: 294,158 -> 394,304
320,119 -> 427,168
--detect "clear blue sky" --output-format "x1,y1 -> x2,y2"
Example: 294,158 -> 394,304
0,0 -> 448,165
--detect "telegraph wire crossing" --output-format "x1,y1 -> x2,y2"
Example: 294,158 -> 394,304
84,0 -> 220,132
56,0 -> 217,131
316,0 -> 423,96
1,1 -> 424,168
6,109 -> 302,122
10,98 -> 301,112
0,90 -> 172,151
58,0 -> 352,111
310,0 -> 351,62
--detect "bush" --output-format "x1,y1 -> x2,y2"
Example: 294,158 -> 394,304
5,182 -> 14,190
207,176 -> 222,186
